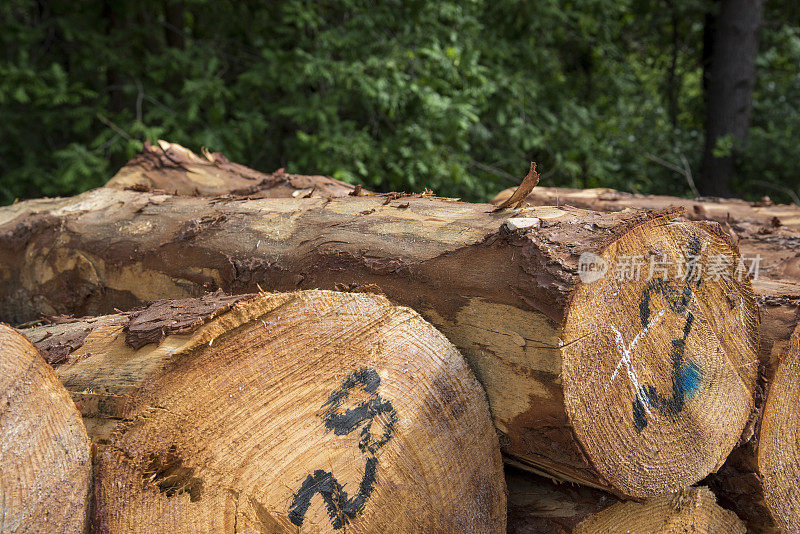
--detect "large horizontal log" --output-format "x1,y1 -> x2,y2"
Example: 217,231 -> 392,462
105,140 -> 359,198
0,189 -> 759,497
0,325 -> 91,533
22,290 -> 506,533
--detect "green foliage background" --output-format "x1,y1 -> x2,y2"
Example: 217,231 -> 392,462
1,0 -> 798,204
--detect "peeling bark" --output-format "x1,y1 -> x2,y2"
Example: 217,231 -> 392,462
105,140 -> 360,198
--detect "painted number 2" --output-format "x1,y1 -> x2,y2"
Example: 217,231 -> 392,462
288,367 -> 398,529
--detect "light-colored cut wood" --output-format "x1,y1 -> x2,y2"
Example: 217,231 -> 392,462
574,486 -> 745,534
0,324 -> 91,533
759,323 -> 800,534
23,290 -> 506,533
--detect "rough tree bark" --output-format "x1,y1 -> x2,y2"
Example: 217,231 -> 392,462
0,325 -> 91,533
491,186 -> 800,232
0,189 -> 759,498
22,290 -> 507,533
105,140 -> 360,198
701,0 -> 764,196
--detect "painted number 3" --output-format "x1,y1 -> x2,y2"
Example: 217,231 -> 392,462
634,235 -> 703,432
288,367 -> 398,529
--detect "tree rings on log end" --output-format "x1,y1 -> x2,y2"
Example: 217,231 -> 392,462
759,324 -> 800,533
0,324 -> 91,533
574,486 -> 745,533
562,218 -> 759,497
91,290 -> 506,533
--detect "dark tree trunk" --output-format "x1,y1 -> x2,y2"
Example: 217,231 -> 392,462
164,1 -> 185,50
103,0 -> 125,113
701,0 -> 764,197
666,0 -> 680,130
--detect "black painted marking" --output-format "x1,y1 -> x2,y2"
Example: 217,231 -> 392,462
634,235 -> 703,432
288,367 -> 397,529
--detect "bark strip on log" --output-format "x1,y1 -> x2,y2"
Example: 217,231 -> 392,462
492,186 -> 800,232
0,324 -> 91,533
105,140 -> 359,198
1,189 -> 759,497
574,486 -> 745,533
491,185 -> 800,283
23,290 -> 506,533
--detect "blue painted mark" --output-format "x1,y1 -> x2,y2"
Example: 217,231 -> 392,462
679,361 -> 702,397
633,234 -> 704,433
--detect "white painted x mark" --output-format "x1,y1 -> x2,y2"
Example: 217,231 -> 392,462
606,310 -> 666,418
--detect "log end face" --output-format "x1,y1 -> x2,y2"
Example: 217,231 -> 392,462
562,217 -> 759,497
0,324 -> 91,533
93,290 -> 506,533
758,323 -> 800,533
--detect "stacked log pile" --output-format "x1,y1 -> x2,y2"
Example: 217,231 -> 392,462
0,145 -> 786,532
0,185 -> 760,498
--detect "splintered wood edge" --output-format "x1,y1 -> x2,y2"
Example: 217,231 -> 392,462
561,216 -> 759,497
0,324 -> 91,532
758,323 -> 800,532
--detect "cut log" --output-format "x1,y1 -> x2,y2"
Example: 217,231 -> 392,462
757,322 -> 800,533
491,185 -> 800,531
490,185 -> 800,390
506,467 -> 617,533
0,324 -> 91,533
573,486 -> 745,533
1,189 -> 759,497
22,290 -> 506,533
105,139 -> 359,198
507,469 -> 744,534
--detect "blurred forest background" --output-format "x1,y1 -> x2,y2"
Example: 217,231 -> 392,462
1,0 -> 797,204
